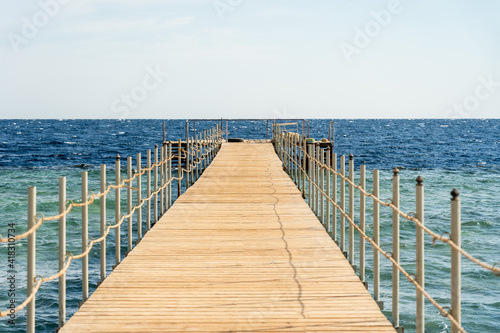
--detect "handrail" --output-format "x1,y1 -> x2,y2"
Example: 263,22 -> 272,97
272,124 -> 500,333
0,124 -> 224,333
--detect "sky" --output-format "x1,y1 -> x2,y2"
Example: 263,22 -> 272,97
1,0 -> 499,119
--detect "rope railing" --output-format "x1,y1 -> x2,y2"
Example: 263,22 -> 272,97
299,152 -> 466,332
0,125 -> 224,332
280,143 -> 466,333
0,130 -> 225,244
272,124 -> 499,333
286,133 -> 500,276
0,153 -> 180,243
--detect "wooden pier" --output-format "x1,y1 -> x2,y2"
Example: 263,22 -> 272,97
60,142 -> 395,332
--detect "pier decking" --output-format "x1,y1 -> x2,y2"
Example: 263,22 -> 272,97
60,143 -> 395,332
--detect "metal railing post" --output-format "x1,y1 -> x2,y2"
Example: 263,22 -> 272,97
349,154 -> 354,266
127,156 -> 132,253
320,146 -> 325,225
332,153 -> 337,240
81,171 -> 89,303
203,130 -> 207,170
100,165 -> 106,282
302,138 -> 306,199
178,139 -> 182,197
154,146 -> 158,222
451,189 -> 461,333
186,138 -> 191,189
58,178 -> 66,328
392,167 -> 400,329
27,186 -> 36,333
168,141 -> 172,208
315,145 -> 320,216
167,142 -> 172,211
136,153 -> 142,242
147,150 -> 151,231
196,134 -> 200,180
340,155 -> 346,254
360,164 -> 366,285
416,176 -> 425,333
326,148 -> 331,234
115,155 -> 121,267
307,143 -> 313,207
292,136 -> 300,186
373,169 -> 381,307
160,144 -> 164,215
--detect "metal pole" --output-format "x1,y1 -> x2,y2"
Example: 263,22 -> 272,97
154,145 -> 158,223
312,143 -> 316,213
100,165 -> 106,282
160,144 -> 164,215
178,139 -> 182,197
137,153 -> 142,242
315,145 -> 320,216
127,156 -> 132,253
115,155 -> 121,267
360,164 -> 366,284
209,129 -> 213,163
302,138 -> 306,198
147,150 -> 151,231
392,167 -> 400,329
167,142 -> 172,210
307,143 -> 312,207
373,169 -> 380,305
186,138 -> 190,189
340,155 -> 345,254
287,133 -> 291,173
292,136 -> 300,187
332,152 -> 337,240
416,176 -> 425,333
451,189 -> 461,333
326,148 -> 331,234
81,171 -> 89,303
289,133 -> 292,176
193,135 -> 197,182
320,147 -> 325,225
284,132 -> 288,172
266,119 -> 269,140
349,154 -> 354,266
27,186 -> 36,333
58,178 -> 66,328
168,141 -> 172,208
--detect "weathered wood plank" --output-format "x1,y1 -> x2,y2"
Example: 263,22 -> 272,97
60,143 -> 395,332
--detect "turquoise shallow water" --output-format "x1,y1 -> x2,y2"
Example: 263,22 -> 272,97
0,119 -> 499,332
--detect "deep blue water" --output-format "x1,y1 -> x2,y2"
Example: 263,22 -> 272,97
0,119 -> 499,170
0,119 -> 499,332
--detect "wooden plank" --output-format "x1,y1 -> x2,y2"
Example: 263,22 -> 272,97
60,143 -> 395,332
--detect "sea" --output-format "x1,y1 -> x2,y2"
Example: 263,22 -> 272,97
0,119 -> 499,332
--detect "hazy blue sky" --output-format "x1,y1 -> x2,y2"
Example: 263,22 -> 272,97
1,0 -> 499,119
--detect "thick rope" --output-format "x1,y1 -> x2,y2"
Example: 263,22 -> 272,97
279,139 -> 467,332
279,131 -> 500,276
0,129 -> 223,317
